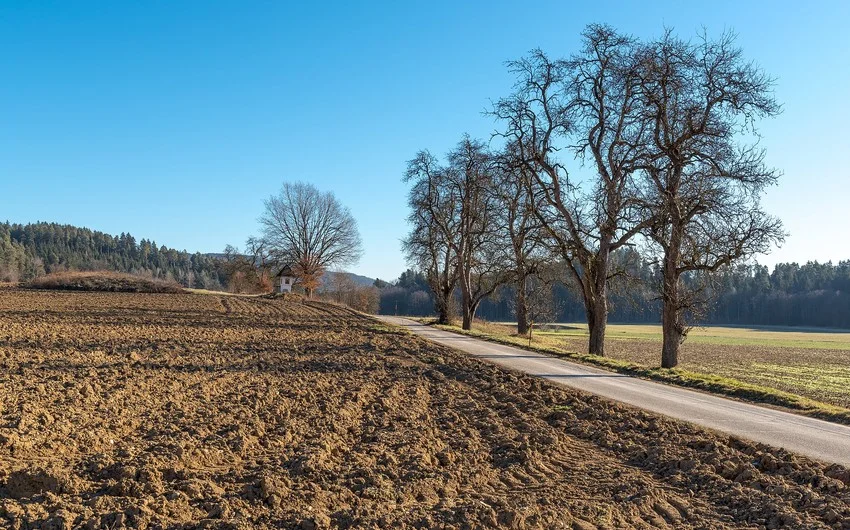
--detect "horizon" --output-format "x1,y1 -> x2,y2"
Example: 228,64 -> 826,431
6,219 -> 850,284
3,1 -> 849,281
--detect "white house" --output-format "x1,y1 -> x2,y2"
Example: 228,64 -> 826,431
274,265 -> 296,293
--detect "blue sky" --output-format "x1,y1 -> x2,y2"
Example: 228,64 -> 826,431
2,1 -> 848,281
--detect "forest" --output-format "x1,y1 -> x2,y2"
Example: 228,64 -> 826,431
0,222 -> 225,290
379,261 -> 850,329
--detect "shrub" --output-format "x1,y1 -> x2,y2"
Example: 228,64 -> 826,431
24,271 -> 184,293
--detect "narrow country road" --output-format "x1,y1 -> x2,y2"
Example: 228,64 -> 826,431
377,316 -> 850,466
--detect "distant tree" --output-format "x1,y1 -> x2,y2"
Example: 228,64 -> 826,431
321,271 -> 379,313
327,271 -> 358,303
260,182 -> 363,298
373,278 -> 389,289
524,271 -> 559,346
376,269 -> 434,316
403,138 -> 510,329
635,29 -> 785,367
492,146 -> 548,335
396,269 -> 429,291
221,244 -> 262,293
222,244 -> 241,262
245,235 -> 274,291
403,151 -> 460,324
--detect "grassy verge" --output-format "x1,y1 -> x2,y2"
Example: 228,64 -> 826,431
430,321 -> 850,426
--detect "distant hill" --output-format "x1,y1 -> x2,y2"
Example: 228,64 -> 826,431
320,271 -> 377,289
1,222 -> 225,289
0,221 -> 379,293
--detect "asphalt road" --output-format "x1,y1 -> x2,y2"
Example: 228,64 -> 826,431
377,316 -> 850,466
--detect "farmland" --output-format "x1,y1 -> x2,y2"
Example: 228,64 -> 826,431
1,288 -> 850,528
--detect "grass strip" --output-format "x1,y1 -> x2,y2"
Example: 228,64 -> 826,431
431,322 -> 850,426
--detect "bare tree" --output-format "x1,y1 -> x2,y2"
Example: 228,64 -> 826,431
402,151 -> 459,324
221,244 -> 262,293
524,270 -> 559,347
634,29 -> 785,367
245,235 -> 274,291
260,182 -> 362,298
403,138 -> 510,330
327,271 -> 358,304
493,25 -> 650,356
493,146 -> 547,335
446,137 -> 511,330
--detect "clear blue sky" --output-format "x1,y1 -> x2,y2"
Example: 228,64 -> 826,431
2,1 -> 848,281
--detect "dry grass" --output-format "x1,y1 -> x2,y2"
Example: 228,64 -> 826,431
435,320 -> 850,422
24,271 -> 184,294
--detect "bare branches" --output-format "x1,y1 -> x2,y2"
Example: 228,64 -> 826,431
633,29 -> 784,367
491,26 -> 653,355
403,137 -> 513,329
402,150 -> 460,324
260,182 -> 362,297
405,24 -> 784,368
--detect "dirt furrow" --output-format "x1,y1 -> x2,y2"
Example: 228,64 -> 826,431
0,288 -> 848,529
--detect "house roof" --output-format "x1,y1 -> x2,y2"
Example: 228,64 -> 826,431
275,264 -> 295,277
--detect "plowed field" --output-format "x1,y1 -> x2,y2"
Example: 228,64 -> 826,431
1,288 -> 849,529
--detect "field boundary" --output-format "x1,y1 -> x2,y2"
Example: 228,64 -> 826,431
427,321 -> 850,426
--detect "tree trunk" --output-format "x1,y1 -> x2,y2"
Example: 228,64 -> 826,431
661,263 -> 681,368
661,308 -> 681,368
435,289 -> 453,325
460,300 -> 479,331
460,274 -> 473,330
515,277 -> 529,336
461,299 -> 474,330
586,299 -> 607,356
583,255 -> 609,356
661,222 -> 683,368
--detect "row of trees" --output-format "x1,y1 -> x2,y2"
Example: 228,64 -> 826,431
403,25 -> 785,367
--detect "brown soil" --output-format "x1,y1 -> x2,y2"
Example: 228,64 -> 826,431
0,288 -> 849,529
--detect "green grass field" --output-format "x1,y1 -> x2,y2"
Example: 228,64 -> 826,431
436,320 -> 850,422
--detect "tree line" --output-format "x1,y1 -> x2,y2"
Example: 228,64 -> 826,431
379,260 -> 850,330
402,25 -> 785,368
0,181 -> 367,299
0,221 -> 225,289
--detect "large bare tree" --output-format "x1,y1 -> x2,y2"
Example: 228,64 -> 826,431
260,182 -> 362,298
634,30 -> 785,367
493,25 -> 650,356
